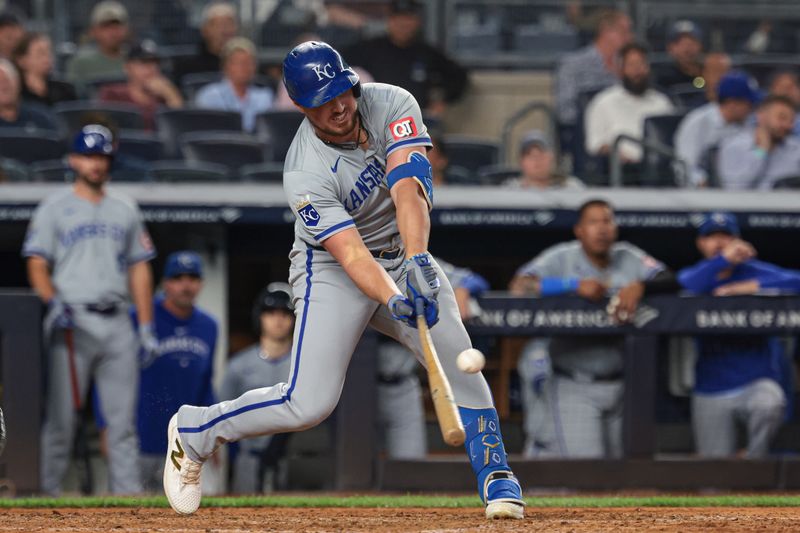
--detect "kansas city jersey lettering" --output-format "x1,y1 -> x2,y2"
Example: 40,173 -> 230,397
342,160 -> 386,213
59,222 -> 126,247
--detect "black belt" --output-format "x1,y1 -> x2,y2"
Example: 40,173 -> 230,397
553,367 -> 623,383
84,302 -> 120,316
377,374 -> 413,385
310,245 -> 401,260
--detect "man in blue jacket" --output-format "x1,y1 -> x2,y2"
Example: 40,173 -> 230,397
133,251 -> 218,490
679,212 -> 798,458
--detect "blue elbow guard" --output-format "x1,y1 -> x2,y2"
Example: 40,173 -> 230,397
386,152 -> 433,206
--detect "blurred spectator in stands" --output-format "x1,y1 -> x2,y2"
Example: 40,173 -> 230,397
503,130 -> 583,189
98,41 -> 183,131
585,43 -> 674,164
66,1 -> 130,95
717,95 -> 800,190
654,20 -> 703,91
0,11 -> 24,60
510,199 -> 665,458
743,21 -> 772,55
674,71 -> 759,187
344,0 -> 468,118
0,58 -> 57,130
195,37 -> 273,132
554,8 -> 632,128
701,52 -> 732,103
220,283 -> 294,493
171,2 -> 238,87
259,0 -> 368,49
12,32 -> 76,107
679,212 -> 798,458
766,69 -> 800,136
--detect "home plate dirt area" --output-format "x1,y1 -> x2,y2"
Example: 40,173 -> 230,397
1,506 -> 800,533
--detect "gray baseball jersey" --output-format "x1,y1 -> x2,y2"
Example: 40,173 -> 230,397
22,189 -> 155,303
517,241 -> 664,376
283,83 -> 431,254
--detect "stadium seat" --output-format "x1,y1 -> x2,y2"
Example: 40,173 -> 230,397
84,75 -> 128,99
772,176 -> 800,189
642,113 -> 687,187
29,159 -> 71,182
512,25 -> 579,56
117,131 -> 163,161
477,165 -> 521,186
254,110 -> 305,162
150,160 -> 230,183
240,162 -> 285,183
0,130 -> 66,164
156,108 -> 243,158
441,135 -> 500,173
180,132 -> 270,173
180,71 -> 221,101
54,101 -> 146,134
668,84 -> 707,112
0,157 -> 29,182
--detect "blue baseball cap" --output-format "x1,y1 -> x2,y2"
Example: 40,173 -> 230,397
667,20 -> 702,43
164,251 -> 203,278
717,71 -> 761,104
698,212 -> 740,237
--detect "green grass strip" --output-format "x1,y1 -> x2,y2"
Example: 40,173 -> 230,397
1,494 -> 800,509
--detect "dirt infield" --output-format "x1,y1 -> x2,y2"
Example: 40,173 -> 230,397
0,506 -> 799,532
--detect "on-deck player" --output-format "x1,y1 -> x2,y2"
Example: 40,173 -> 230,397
22,124 -> 156,495
163,41 -> 525,519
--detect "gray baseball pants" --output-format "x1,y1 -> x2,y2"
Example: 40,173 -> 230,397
692,378 -> 785,458
40,308 -> 142,494
177,251 -> 493,462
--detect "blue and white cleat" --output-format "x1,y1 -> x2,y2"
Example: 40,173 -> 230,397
484,471 -> 525,519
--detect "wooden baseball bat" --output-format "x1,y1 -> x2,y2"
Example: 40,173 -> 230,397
416,300 -> 466,447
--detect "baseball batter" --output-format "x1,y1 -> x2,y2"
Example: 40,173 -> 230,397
164,41 -> 524,519
22,124 -> 156,494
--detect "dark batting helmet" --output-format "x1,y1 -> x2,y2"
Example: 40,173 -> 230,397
282,41 -> 360,108
71,124 -> 115,157
252,282 -> 294,334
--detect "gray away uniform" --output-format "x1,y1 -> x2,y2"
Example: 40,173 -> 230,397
516,241 -> 664,458
219,346 -> 292,493
176,83 -> 494,462
22,189 -> 155,494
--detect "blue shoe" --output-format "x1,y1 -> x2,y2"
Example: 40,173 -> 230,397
484,471 -> 525,519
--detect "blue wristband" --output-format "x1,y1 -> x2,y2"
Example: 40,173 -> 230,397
540,277 -> 579,296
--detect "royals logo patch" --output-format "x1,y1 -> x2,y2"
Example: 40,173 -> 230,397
295,200 -> 321,227
389,116 -> 418,140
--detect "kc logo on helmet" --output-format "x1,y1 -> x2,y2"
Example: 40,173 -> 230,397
390,117 -> 418,140
312,63 -> 336,81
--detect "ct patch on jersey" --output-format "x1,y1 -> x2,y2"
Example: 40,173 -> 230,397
295,200 -> 321,227
389,116 -> 418,140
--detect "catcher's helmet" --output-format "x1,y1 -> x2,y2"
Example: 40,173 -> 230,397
283,41 -> 360,108
71,124 -> 115,157
252,282 -> 294,334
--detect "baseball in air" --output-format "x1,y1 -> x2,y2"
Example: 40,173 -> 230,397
457,348 -> 485,373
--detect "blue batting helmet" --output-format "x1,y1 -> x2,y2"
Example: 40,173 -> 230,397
282,41 -> 360,108
71,124 -> 115,157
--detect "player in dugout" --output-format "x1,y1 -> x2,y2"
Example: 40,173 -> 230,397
611,212 -> 800,458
